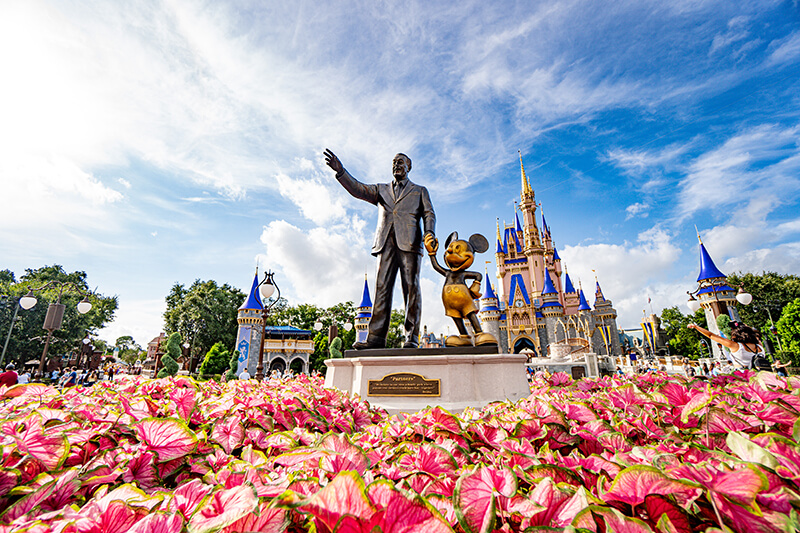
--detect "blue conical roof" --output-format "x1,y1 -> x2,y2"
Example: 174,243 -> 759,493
697,241 -> 727,282
515,211 -> 522,233
553,246 -> 560,261
358,278 -> 372,308
496,238 -> 503,254
482,276 -> 497,300
240,272 -> 263,310
542,213 -> 549,234
542,271 -> 558,295
578,289 -> 591,310
564,272 -> 575,293
595,281 -> 605,304
502,228 -> 509,254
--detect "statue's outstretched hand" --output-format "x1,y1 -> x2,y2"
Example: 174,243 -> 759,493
424,233 -> 438,255
469,280 -> 482,299
324,148 -> 343,175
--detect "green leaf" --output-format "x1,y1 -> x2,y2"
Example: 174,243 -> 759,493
725,432 -> 780,469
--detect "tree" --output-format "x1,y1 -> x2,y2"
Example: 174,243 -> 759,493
776,298 -> 800,364
116,335 -> 142,366
660,306 -> 707,359
199,342 -> 230,377
385,309 -> 406,348
311,332 -> 329,373
157,332 -> 181,378
163,280 -> 245,365
0,265 -> 118,368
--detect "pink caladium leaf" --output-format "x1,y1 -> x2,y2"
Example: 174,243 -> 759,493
603,465 -> 701,508
123,451 -> 159,489
211,417 -> 245,454
171,479 -> 214,517
14,415 -> 69,471
318,433 -> 370,475
127,511 -> 184,533
92,500 -> 151,533
374,485 -> 452,533
643,494 -> 693,533
680,390 -> 713,424
573,505 -> 658,532
454,466 -> 517,533
299,471 -> 376,533
169,387 -> 197,422
188,484 -> 259,533
135,417 -> 198,462
221,502 -> 287,533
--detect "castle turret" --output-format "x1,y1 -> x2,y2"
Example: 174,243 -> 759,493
355,276 -> 373,344
693,235 -> 738,357
235,271 -> 264,375
479,274 -> 502,344
592,278 -> 621,357
563,267 -> 579,314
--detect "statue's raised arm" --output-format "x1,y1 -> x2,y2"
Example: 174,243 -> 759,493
324,148 -> 343,176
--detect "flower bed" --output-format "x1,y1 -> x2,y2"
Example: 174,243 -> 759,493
1,370 -> 799,532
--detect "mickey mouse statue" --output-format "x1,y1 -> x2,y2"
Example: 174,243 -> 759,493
424,232 -> 498,347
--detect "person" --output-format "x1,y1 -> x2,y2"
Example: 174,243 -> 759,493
0,363 -> 18,387
688,322 -> 767,370
773,359 -> 790,377
62,367 -> 78,387
51,368 -> 60,384
238,368 -> 251,380
325,149 -> 436,349
18,370 -> 30,384
702,362 -> 709,375
685,363 -> 696,378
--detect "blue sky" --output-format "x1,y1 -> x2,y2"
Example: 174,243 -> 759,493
1,0 -> 799,346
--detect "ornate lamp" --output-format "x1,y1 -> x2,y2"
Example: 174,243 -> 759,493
255,271 -> 280,381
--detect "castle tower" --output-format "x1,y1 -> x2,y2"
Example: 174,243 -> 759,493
235,271 -> 264,375
592,278 -> 621,357
478,274 -> 502,344
562,267 -> 580,315
693,235 -> 738,358
355,276 -> 373,344
540,270 -> 565,348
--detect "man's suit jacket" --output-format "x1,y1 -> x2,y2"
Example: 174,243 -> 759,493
337,169 -> 435,256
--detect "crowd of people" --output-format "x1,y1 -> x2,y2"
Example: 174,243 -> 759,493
0,362 -> 127,388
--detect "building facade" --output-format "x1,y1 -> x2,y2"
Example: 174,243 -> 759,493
479,154 -> 622,358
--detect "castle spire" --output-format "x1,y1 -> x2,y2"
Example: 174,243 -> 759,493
239,270 -> 263,310
519,150 -> 532,196
358,275 -> 372,309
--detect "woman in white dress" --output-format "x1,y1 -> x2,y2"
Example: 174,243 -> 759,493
688,322 -> 764,369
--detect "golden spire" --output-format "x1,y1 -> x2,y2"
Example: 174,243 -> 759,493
518,150 -> 532,196
695,224 -> 703,244
496,218 -> 501,242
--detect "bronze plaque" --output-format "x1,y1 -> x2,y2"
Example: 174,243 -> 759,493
368,372 -> 440,397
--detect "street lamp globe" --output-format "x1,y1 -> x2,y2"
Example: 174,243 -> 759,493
314,321 -> 323,332
182,342 -> 190,349
736,287 -> 753,305
77,296 -> 92,314
82,338 -> 90,345
259,274 -> 276,300
687,294 -> 701,313
20,291 -> 37,310
343,323 -> 353,332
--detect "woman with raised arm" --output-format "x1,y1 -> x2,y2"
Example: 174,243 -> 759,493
688,322 -> 765,370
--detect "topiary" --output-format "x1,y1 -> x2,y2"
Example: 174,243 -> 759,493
225,350 -> 239,381
329,337 -> 343,358
157,332 -> 181,378
199,342 -> 231,377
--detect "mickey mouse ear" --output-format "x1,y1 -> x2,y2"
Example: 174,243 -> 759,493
445,231 -> 459,248
469,234 -> 489,253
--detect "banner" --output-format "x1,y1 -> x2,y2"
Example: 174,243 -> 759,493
235,326 -> 251,375
641,322 -> 655,353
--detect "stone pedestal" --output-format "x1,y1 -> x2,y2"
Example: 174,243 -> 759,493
324,350 -> 530,415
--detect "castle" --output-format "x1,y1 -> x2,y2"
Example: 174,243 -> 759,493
477,153 -> 622,358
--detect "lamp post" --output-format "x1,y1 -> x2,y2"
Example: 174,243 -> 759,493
1,295 -> 27,366
20,282 -> 93,378
79,337 -> 92,369
255,271 -> 280,381
182,342 -> 191,371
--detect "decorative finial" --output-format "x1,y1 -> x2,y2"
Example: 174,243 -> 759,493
518,150 -> 532,195
695,225 -> 703,244
496,218 -> 501,240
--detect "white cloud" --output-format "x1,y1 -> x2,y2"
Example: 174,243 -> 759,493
678,124 -> 800,219
709,16 -> 751,55
561,226 -> 682,326
625,202 -> 650,220
766,30 -> 800,66
274,173 -> 348,226
98,298 -> 166,348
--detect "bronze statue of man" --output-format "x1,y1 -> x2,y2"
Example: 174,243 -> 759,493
324,149 -> 436,349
